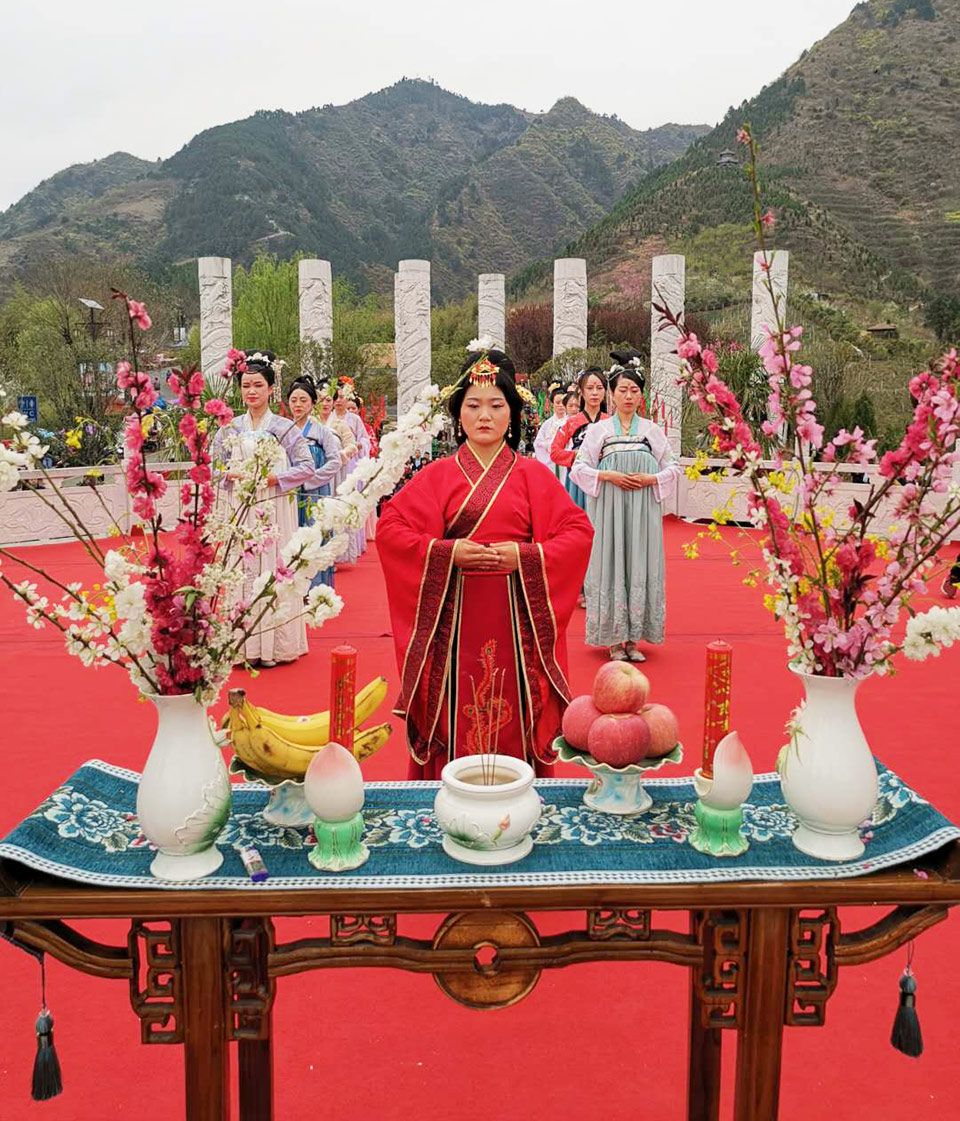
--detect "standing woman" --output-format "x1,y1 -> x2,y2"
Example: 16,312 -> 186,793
287,375 -> 343,589
570,363 -> 680,663
377,346 -> 593,779
334,385 -> 369,561
550,368 -> 609,511
211,352 -> 315,667
533,384 -> 569,486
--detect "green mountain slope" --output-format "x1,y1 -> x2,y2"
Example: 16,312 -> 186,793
0,80 -> 707,298
519,0 -> 960,308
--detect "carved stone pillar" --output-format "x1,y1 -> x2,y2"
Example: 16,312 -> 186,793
478,273 -> 506,350
198,257 -> 232,393
298,259 -> 333,376
395,259 -> 432,418
650,254 -> 685,457
751,249 -> 789,351
552,258 -> 588,356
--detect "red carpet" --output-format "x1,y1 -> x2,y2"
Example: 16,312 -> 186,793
1,518 -> 959,1119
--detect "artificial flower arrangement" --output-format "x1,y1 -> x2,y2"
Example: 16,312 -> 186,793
0,292 -> 447,706
660,126 -> 960,680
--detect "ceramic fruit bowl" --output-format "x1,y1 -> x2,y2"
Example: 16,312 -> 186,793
555,736 -> 683,815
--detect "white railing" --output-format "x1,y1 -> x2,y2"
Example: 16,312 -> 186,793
4,456 -> 958,547
0,462 -> 192,546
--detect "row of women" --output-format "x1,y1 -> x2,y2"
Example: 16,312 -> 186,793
210,352 -> 374,668
377,345 -> 678,779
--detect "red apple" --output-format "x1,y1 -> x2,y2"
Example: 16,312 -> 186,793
561,695 -> 602,751
640,703 -> 680,758
587,712 -> 651,767
592,661 -> 650,714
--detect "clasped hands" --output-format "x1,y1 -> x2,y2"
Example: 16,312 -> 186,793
601,470 -> 656,491
453,540 -> 519,572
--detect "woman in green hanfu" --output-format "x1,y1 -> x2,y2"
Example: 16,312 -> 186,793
570,361 -> 680,664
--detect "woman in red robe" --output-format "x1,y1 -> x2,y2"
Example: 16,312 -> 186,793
378,348 -> 593,779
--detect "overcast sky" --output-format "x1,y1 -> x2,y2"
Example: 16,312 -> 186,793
2,0 -> 857,212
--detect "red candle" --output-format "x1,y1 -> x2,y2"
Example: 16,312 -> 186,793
330,645 -> 358,750
702,641 -> 733,779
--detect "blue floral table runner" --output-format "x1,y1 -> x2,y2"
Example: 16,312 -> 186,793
1,759 -> 957,890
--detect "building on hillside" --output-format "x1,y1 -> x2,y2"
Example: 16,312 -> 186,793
866,323 -> 899,340
716,150 -> 739,168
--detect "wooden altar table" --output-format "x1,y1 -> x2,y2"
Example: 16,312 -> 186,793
2,843 -> 959,1121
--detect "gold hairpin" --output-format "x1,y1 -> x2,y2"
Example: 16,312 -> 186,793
467,355 -> 498,386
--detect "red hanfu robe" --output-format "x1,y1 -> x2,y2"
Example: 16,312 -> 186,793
377,443 -> 593,779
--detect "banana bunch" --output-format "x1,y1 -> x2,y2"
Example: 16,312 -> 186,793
224,676 -> 391,780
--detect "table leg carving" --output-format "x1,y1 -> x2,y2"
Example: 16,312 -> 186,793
733,909 -> 791,1121
785,909 -> 838,1027
696,910 -> 746,1028
228,919 -> 275,1121
128,920 -> 183,1044
687,912 -> 722,1121
181,917 -> 231,1121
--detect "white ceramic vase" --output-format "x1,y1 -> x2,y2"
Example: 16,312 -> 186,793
136,693 -> 232,881
779,669 -> 878,862
434,755 -> 541,866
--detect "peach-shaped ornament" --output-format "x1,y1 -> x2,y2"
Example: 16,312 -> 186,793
689,731 -> 753,857
304,742 -> 369,871
699,731 -> 754,811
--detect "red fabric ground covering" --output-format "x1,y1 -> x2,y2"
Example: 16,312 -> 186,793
1,518 -> 959,1119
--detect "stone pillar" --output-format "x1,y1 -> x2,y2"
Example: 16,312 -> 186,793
198,257 -> 232,392
650,254 -> 685,456
298,258 -> 333,375
552,258 -> 588,356
477,273 -> 506,349
394,259 -> 432,418
750,249 -> 789,351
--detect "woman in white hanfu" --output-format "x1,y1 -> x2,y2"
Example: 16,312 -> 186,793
211,351 -> 315,667
533,383 -> 569,487
570,362 -> 680,664
333,384 -> 370,562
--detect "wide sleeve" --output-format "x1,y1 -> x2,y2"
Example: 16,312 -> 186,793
311,425 -> 343,489
532,418 -> 554,468
550,416 -> 578,468
376,462 -> 458,695
274,422 -> 316,493
645,421 -> 681,504
513,460 -> 593,690
569,423 -> 606,498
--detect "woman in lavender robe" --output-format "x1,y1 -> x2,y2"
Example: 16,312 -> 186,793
211,352 -> 316,666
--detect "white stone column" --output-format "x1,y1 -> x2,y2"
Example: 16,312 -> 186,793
750,249 -> 789,351
650,254 -> 686,457
552,258 -> 588,356
395,259 -> 432,418
298,258 -> 333,375
198,257 -> 232,392
477,273 -> 506,349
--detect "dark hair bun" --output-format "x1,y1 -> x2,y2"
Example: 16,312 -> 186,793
287,375 -> 318,403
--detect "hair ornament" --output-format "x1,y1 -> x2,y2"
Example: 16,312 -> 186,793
466,335 -> 497,354
517,384 -> 537,408
466,354 -> 499,386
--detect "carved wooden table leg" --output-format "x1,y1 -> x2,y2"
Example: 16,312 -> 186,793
733,909 -> 791,1121
239,1038 -> 273,1121
687,912 -> 722,1121
180,917 -> 231,1121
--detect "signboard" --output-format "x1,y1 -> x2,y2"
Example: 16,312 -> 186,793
17,395 -> 38,423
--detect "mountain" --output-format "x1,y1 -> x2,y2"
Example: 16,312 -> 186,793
517,0 -> 960,310
0,80 -> 708,298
